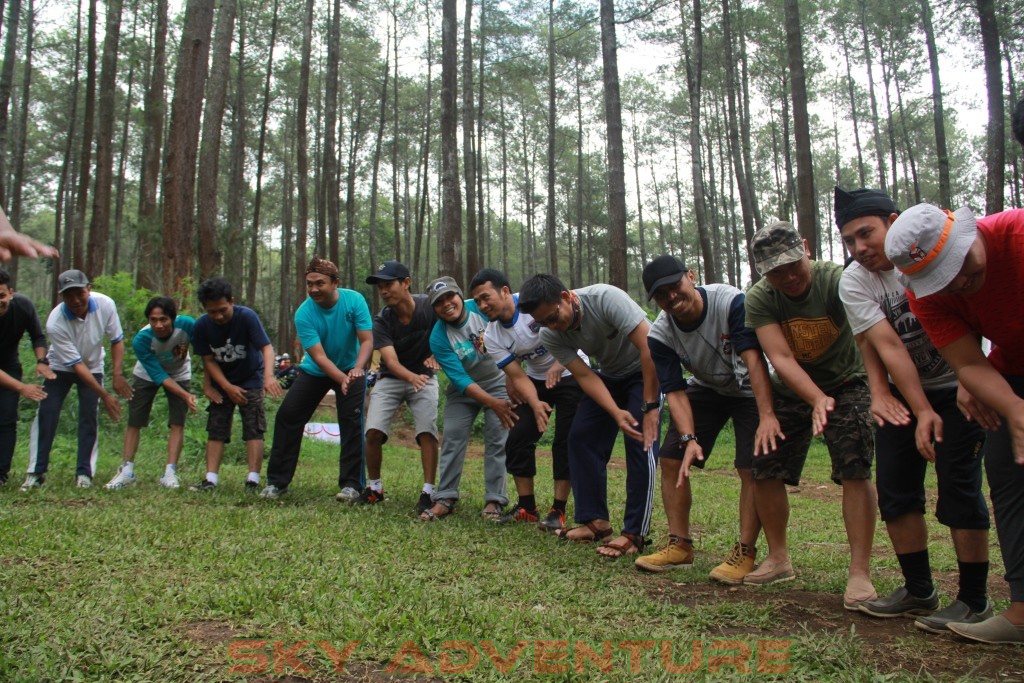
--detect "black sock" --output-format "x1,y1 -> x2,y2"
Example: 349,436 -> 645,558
956,561 -> 989,612
552,498 -> 567,512
896,550 -> 934,598
518,495 -> 537,512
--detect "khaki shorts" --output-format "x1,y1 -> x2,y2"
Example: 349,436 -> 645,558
127,376 -> 191,428
364,375 -> 439,442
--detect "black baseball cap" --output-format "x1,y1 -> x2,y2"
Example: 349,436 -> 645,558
642,255 -> 688,300
366,260 -> 411,284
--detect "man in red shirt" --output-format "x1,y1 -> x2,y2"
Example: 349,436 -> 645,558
885,203 -> 1024,645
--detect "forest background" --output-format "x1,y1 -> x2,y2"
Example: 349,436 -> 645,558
0,0 -> 1021,355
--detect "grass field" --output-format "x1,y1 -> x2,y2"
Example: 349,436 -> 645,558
1,399 -> 1022,682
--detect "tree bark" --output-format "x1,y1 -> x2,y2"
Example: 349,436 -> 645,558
462,0 -> 478,278
136,0 -> 166,289
72,0 -> 97,269
784,0 -> 817,257
976,0 -> 1004,213
0,0 -> 22,209
195,0 -> 237,279
599,0 -> 627,290
161,0 -> 215,293
546,0 -> 558,276
919,0 -> 950,206
440,0 -> 462,280
294,0 -> 313,307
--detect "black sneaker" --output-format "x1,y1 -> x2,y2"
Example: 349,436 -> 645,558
498,505 -> 540,524
244,480 -> 260,491
415,492 -> 433,514
356,487 -> 385,504
189,479 -> 217,492
538,507 -> 566,532
858,587 -> 939,618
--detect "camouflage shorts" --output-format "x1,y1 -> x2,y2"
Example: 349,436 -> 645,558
752,380 -> 874,486
206,388 -> 266,442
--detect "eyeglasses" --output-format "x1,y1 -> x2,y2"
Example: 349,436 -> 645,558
534,301 -> 562,327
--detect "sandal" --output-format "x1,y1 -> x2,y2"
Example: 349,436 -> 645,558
481,502 -> 503,521
597,532 -> 647,559
419,498 -> 455,522
554,520 -> 613,543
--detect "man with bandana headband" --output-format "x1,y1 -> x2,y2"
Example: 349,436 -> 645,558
260,257 -> 373,500
836,186 -> 991,634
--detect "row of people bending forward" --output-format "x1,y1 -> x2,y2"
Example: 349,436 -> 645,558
1,187 -> 1023,647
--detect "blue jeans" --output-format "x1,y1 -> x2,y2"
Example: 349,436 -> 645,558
28,370 -> 102,477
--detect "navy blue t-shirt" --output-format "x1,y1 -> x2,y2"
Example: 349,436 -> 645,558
192,305 -> 271,391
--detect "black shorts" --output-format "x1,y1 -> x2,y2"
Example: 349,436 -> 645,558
661,384 -> 757,470
875,384 -> 988,529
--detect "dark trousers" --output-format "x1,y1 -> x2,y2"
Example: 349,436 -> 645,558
266,370 -> 366,491
505,375 -> 581,481
567,371 -> 659,537
987,375 -> 1024,602
0,367 -> 21,479
28,370 -> 101,477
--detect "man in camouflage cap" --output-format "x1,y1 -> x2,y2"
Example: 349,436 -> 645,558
743,221 -> 878,612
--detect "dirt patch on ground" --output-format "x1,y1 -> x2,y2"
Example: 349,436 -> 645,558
182,620 -> 240,646
646,583 -> 1024,680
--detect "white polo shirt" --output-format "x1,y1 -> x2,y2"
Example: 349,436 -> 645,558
46,291 -> 125,374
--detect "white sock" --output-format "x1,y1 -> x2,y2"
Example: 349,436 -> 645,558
206,472 -> 219,485
247,471 -> 260,484
166,463 -> 177,475
369,479 -> 383,493
122,461 -> 134,476
422,483 -> 435,495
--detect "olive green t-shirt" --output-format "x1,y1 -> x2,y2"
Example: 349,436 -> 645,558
744,260 -> 864,398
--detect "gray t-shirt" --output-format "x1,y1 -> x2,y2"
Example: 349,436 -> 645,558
648,284 -> 758,397
839,261 -> 956,390
541,284 -> 648,379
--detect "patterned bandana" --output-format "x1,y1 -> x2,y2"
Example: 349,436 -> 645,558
306,256 -> 339,281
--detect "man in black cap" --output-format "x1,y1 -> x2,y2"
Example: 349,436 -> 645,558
836,186 -> 991,633
361,261 -> 440,511
637,255 -> 782,583
23,269 -> 133,490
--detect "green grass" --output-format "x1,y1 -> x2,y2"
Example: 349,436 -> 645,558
0,405 -> 1012,682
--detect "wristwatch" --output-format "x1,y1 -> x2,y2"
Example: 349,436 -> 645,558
639,400 -> 661,413
36,358 -> 49,366
678,434 -> 698,444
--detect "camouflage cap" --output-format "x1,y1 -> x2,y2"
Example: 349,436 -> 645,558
751,221 -> 805,275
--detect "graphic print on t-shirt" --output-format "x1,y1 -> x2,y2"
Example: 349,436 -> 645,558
210,338 -> 247,364
781,316 -> 839,362
883,290 -> 947,384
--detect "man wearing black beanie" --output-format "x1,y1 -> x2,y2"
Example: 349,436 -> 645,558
835,186 -> 992,635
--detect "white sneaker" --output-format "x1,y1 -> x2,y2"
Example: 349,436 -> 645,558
259,484 -> 285,499
19,473 -> 44,491
335,486 -> 360,503
76,475 -> 93,489
159,472 -> 181,488
105,467 -> 136,490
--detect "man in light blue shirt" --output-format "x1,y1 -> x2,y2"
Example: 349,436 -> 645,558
261,257 -> 373,500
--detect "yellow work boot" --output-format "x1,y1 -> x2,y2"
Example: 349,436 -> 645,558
635,536 -> 693,573
709,541 -> 756,585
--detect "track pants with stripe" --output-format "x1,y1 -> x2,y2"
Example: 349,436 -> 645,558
568,370 -> 658,537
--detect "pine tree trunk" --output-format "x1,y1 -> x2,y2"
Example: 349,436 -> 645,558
161,0 -> 215,293
600,0 -> 627,289
976,0 -> 1004,213
440,0 -> 462,280
784,0 -> 818,257
196,0 -> 236,279
136,0 -> 166,290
